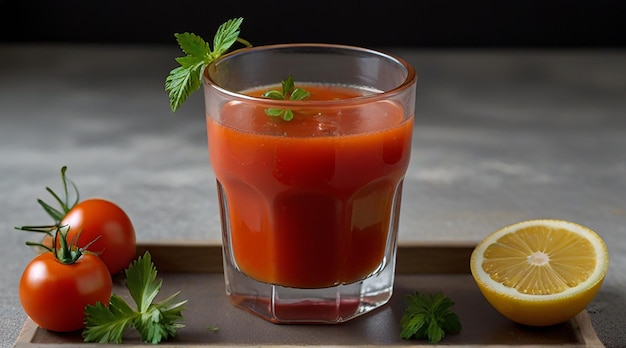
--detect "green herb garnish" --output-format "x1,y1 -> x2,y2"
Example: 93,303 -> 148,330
400,291 -> 462,344
207,326 -> 219,332
165,17 -> 251,112
261,75 -> 311,121
83,251 -> 188,344
165,18 -> 309,120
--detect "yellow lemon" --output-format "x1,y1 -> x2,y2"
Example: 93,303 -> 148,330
470,219 -> 609,326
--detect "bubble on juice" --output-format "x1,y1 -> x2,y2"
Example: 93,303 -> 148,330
312,112 -> 340,136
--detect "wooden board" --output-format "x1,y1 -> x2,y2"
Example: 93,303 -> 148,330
14,242 -> 605,347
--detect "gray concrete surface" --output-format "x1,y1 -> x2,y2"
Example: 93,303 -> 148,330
1,44 -> 625,347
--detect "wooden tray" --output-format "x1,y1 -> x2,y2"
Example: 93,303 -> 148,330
14,241 -> 605,347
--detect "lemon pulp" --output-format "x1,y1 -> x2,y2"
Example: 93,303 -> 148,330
483,225 -> 598,295
470,219 -> 609,326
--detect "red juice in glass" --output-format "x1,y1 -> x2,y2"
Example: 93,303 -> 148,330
203,44 -> 416,323
208,84 -> 412,288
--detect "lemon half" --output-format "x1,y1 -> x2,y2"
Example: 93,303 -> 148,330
470,219 -> 609,326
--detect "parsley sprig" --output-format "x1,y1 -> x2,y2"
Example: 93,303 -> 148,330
82,251 -> 188,344
261,75 -> 310,121
400,291 -> 462,344
165,17 -> 251,112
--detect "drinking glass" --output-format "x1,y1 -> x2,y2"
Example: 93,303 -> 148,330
202,43 -> 416,323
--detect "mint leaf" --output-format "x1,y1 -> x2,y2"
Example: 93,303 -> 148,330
261,75 -> 310,121
177,32 -> 211,58
166,17 -> 249,112
290,87 -> 310,101
212,17 -> 244,57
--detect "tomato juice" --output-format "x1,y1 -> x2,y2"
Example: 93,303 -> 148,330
207,84 -> 413,289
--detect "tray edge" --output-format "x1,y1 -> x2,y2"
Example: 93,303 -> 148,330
13,241 -> 606,348
13,312 -> 605,348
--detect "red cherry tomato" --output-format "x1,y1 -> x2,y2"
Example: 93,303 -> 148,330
19,252 -> 113,332
43,198 -> 136,275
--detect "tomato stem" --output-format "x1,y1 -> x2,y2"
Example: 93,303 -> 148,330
16,166 -> 82,252
15,224 -> 56,235
18,224 -> 96,264
36,166 -> 80,223
25,241 -> 53,253
54,225 -> 84,264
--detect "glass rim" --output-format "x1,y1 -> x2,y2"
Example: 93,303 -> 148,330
203,43 -> 417,107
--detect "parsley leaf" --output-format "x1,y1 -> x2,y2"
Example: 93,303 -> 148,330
165,17 -> 250,112
400,291 -> 462,344
262,75 -> 310,121
82,251 -> 188,344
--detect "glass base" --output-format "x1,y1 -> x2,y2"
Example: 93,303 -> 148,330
216,179 -> 404,324
222,255 -> 396,324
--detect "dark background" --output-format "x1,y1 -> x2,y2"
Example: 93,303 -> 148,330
0,0 -> 624,48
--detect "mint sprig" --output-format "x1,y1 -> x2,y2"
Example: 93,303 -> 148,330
83,251 -> 188,344
262,75 -> 310,121
165,17 -> 251,112
400,291 -> 462,344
